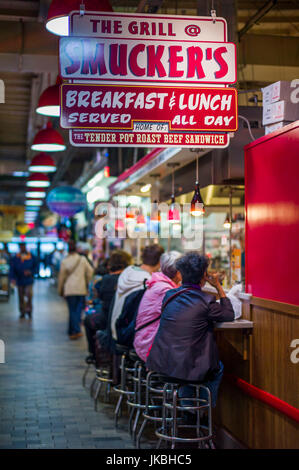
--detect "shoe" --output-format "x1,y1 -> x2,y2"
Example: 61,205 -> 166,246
69,332 -> 84,340
19,314 -> 25,319
26,312 -> 32,319
85,354 -> 96,365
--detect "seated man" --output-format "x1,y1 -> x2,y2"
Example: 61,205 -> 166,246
84,250 -> 132,363
146,251 -> 234,408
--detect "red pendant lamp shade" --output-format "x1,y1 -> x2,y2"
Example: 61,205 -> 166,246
26,187 -> 46,198
36,77 -> 63,117
31,122 -> 66,152
29,153 -> 56,173
26,173 -> 50,188
46,0 -> 113,36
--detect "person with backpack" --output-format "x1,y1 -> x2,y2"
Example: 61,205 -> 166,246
146,251 -> 234,408
110,244 -> 164,343
84,250 -> 132,363
58,240 -> 94,340
133,251 -> 182,362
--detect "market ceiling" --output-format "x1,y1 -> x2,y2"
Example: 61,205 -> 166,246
0,0 -> 299,206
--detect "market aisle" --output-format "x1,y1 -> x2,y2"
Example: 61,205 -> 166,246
0,280 -> 134,449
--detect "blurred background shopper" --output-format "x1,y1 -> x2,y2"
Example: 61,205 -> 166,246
58,240 -> 93,340
10,243 -> 38,319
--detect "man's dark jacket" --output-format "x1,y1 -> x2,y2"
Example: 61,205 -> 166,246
146,284 -> 234,382
10,252 -> 38,287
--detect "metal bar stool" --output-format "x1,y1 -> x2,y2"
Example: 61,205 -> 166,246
155,376 -> 213,449
113,345 -> 136,427
126,350 -> 146,444
136,370 -> 173,449
93,366 -> 113,411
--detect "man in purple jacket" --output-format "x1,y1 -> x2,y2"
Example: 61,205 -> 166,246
10,243 -> 38,319
146,251 -> 234,408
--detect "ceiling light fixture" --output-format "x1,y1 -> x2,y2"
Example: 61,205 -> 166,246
140,183 -> 152,193
29,153 -> 56,173
46,0 -> 113,36
26,188 -> 46,199
31,122 -> 66,152
190,156 -> 205,217
36,77 -> 63,117
25,200 -> 43,206
167,163 -> 180,224
26,173 -> 50,188
223,214 -> 231,229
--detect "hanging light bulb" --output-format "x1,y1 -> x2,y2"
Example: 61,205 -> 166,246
167,164 -> 180,224
46,0 -> 113,36
125,205 -> 136,220
168,196 -> 181,224
36,77 -> 63,117
28,153 -> 56,173
136,211 -> 146,228
223,214 -> 231,229
190,157 -> 205,216
26,173 -> 50,188
150,200 -> 160,222
31,122 -> 66,152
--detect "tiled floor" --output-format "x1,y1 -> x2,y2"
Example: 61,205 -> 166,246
0,280 -> 139,449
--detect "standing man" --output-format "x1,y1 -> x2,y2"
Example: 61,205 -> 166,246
10,243 -> 38,319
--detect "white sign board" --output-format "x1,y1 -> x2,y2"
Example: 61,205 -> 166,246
59,37 -> 236,85
69,11 -> 228,42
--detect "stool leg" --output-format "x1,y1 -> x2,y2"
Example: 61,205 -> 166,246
156,438 -> 162,449
82,364 -> 90,387
171,388 -> 178,449
114,394 -> 123,427
94,380 -> 102,411
128,407 -> 135,435
196,385 -> 200,438
132,408 -> 141,443
136,417 -> 148,449
89,376 -> 96,397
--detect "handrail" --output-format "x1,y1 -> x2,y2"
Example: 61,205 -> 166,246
226,374 -> 299,424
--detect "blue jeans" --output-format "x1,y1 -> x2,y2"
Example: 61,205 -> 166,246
66,296 -> 85,335
179,361 -> 224,408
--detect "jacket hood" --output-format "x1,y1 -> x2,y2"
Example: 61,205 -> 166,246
146,271 -> 177,289
117,265 -> 151,295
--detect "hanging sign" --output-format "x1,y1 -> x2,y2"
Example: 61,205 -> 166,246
60,84 -> 238,132
69,129 -> 229,148
69,11 -> 228,42
59,11 -> 238,148
59,37 -> 236,85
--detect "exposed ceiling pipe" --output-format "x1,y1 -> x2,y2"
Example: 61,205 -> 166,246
238,0 -> 278,40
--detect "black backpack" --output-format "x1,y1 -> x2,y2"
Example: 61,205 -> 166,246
115,280 -> 147,348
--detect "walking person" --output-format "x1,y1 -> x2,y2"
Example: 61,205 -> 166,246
58,240 -> 93,340
10,243 -> 38,319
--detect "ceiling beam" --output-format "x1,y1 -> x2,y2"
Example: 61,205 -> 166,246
238,0 -> 278,40
0,1 -> 39,11
0,53 -> 58,73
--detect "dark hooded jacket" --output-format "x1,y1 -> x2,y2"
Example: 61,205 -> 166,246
146,284 -> 234,382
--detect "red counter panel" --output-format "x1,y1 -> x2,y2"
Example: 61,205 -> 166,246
245,121 -> 299,306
